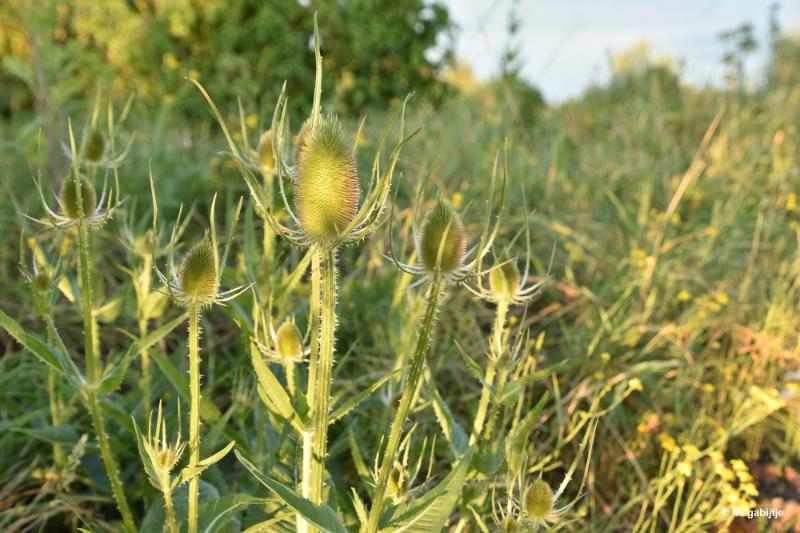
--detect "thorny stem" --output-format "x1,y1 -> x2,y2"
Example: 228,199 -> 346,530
187,303 -> 202,533
298,248 -> 322,533
162,471 -> 179,533
47,368 -> 65,467
307,247 -> 337,524
77,220 -> 136,532
366,275 -> 445,533
470,299 -> 508,444
139,318 -> 152,415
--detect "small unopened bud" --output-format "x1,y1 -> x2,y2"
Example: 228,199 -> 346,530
257,129 -> 275,175
275,319 -> 304,363
490,259 -> 521,300
294,116 -> 358,242
524,477 -> 554,520
60,176 -> 97,219
179,237 -> 217,304
84,128 -> 106,162
419,200 -> 466,273
35,271 -> 50,290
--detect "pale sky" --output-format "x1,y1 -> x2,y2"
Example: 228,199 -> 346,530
440,0 -> 800,102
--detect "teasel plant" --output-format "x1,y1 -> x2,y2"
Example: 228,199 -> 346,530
151,180 -> 245,533
20,111 -> 138,529
465,189 -> 551,446
190,14 -> 416,533
363,162 -> 505,532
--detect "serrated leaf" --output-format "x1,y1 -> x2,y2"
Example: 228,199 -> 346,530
234,450 -> 348,533
251,345 -> 305,432
379,449 -> 473,532
430,384 -> 468,456
132,418 -> 162,491
330,369 -> 400,424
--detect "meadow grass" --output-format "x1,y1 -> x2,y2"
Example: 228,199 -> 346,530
0,27 -> 798,532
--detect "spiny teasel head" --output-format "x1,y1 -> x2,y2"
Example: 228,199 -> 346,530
524,477 -> 554,521
59,176 -> 97,220
178,236 -> 217,305
294,115 -> 358,243
419,200 -> 466,273
35,271 -> 50,291
275,319 -> 304,363
257,129 -> 275,175
84,128 -> 106,163
501,516 -> 518,532
490,259 -> 521,301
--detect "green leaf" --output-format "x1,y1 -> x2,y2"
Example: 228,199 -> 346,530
234,450 -> 348,533
100,312 -> 188,394
430,383 -> 468,456
132,418 -> 162,491
501,360 -> 566,406
9,424 -> 80,446
151,351 -> 221,421
330,369 -> 400,424
199,493 -> 266,533
250,346 -> 306,432
506,391 -> 549,474
0,309 -> 77,381
379,449 -> 474,532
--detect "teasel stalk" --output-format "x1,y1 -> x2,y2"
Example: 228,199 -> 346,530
190,15 -> 414,532
366,173 -> 503,532
152,183 -> 247,533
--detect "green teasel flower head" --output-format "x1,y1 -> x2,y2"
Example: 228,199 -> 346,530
153,192 -> 249,308
59,176 -> 97,220
178,236 -> 217,305
490,258 -> 521,301
275,319 -> 305,363
293,115 -> 359,243
84,127 -> 106,162
253,310 -> 308,364
196,14 -> 416,251
418,199 -> 466,273
524,477 -> 554,521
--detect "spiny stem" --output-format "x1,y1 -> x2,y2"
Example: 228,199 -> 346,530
77,220 -> 135,531
47,369 -> 65,467
470,299 -> 508,444
162,473 -> 178,533
366,275 -> 445,533
306,247 -> 337,525
187,303 -> 202,533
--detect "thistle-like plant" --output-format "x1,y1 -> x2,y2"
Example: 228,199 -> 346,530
190,15 -> 415,532
365,170 -> 503,532
152,186 -> 246,533
20,116 -> 136,531
60,93 -> 135,169
253,310 -> 308,396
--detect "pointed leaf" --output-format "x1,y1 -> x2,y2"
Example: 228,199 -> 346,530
234,450 -> 348,533
330,369 -> 400,424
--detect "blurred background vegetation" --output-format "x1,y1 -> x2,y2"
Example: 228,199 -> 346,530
1,0 -> 800,530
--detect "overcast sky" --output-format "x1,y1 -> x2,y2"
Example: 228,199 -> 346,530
439,0 -> 800,102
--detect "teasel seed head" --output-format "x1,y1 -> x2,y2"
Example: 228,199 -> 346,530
490,259 -> 521,301
257,129 -> 275,175
59,176 -> 97,220
294,115 -> 358,243
419,200 -> 466,273
178,237 -> 217,304
524,477 -> 554,520
502,515 -> 518,532
84,128 -> 106,162
275,319 -> 304,363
